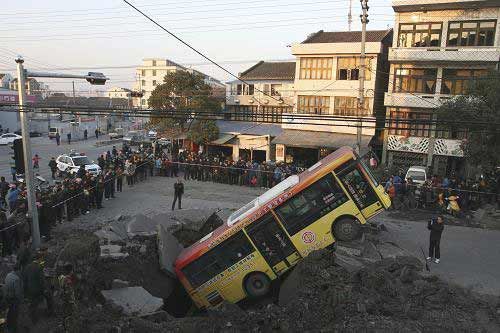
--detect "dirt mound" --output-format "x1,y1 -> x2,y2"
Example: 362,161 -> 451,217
140,249 -> 499,332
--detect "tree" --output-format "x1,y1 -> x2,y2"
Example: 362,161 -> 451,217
187,119 -> 219,145
148,70 -> 221,133
436,70 -> 500,170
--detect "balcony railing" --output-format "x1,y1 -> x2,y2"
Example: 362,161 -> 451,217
389,46 -> 500,63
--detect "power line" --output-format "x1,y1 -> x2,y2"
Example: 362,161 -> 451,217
121,0 -> 297,112
3,104 -> 498,129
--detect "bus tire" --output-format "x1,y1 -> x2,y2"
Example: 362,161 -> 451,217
333,217 -> 360,242
244,272 -> 271,298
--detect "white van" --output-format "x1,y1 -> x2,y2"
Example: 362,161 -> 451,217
405,166 -> 427,186
48,127 -> 62,138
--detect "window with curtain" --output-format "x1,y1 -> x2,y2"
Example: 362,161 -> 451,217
297,95 -> 330,114
393,68 -> 437,94
337,57 -> 372,80
398,23 -> 442,47
447,20 -> 496,47
333,96 -> 370,116
441,69 -> 488,95
299,58 -> 333,79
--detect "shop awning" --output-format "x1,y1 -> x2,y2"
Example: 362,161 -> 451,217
210,133 -> 236,145
271,130 -> 372,153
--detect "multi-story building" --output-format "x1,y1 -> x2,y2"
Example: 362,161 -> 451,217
271,29 -> 393,166
107,87 -> 132,99
226,61 -> 296,123
383,0 -> 500,176
9,77 -> 43,96
134,58 -> 225,108
0,73 -> 12,89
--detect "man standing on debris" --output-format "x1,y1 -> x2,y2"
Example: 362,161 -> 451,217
427,215 -> 445,264
23,251 -> 54,323
58,264 -> 77,332
172,178 -> 184,210
3,263 -> 24,333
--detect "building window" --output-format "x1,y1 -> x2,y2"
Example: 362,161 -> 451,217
247,84 -> 254,95
152,70 -> 157,76
297,95 -> 330,114
270,84 -> 282,96
388,108 -> 431,137
153,80 -> 157,86
337,57 -> 372,81
333,96 -> 370,116
447,20 -> 496,47
393,68 -> 437,94
441,69 -> 488,95
141,80 -> 146,87
299,58 -> 333,79
398,23 -> 442,47
235,84 -> 254,95
141,99 -> 146,105
152,60 -> 157,66
141,69 -> 146,76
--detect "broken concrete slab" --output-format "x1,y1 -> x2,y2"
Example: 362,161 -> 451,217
127,214 -> 159,237
376,242 -> 412,259
100,244 -> 129,259
334,253 -> 367,273
101,286 -> 164,316
157,224 -> 184,278
112,279 -> 130,289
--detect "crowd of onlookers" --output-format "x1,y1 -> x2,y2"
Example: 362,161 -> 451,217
383,171 -> 500,213
0,144 -> 156,258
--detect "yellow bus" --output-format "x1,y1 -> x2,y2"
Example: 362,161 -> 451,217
174,146 -> 390,308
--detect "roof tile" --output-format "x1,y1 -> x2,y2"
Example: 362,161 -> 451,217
302,29 -> 392,44
240,61 -> 295,80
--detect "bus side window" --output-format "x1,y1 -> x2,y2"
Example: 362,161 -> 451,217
181,231 -> 254,288
276,173 -> 347,236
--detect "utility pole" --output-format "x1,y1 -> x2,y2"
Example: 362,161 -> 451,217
16,57 -> 41,249
357,0 -> 369,154
15,59 -> 108,250
348,0 -> 353,31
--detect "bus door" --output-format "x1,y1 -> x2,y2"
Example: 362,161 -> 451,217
335,161 -> 383,218
246,213 -> 300,276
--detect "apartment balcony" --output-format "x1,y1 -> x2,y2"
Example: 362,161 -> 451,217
387,135 -> 464,157
226,94 -> 293,107
384,92 -> 456,109
389,46 -> 500,63
392,0 -> 497,12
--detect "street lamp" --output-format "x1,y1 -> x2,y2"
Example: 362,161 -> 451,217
15,56 -> 108,249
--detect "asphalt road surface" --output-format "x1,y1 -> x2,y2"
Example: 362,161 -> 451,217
373,213 -> 500,297
0,136 -> 118,181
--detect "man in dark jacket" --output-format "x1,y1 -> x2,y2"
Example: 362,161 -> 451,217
172,179 -> 184,210
427,215 -> 444,263
23,252 -> 54,322
48,157 -> 58,180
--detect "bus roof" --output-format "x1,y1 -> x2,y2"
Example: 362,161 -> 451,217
174,146 -> 356,270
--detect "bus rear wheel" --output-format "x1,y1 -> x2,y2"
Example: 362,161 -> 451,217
244,272 -> 271,298
333,217 -> 361,242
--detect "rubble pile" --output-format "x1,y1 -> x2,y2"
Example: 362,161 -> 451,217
136,249 -> 499,332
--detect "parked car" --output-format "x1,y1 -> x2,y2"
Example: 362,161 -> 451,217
123,130 -> 146,145
148,130 -> 158,139
405,166 -> 427,186
56,153 -> 101,175
0,133 -> 22,145
14,130 -> 42,137
109,128 -> 124,139
48,127 -> 62,139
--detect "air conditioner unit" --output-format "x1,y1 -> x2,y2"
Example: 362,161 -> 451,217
248,99 -> 254,103
234,99 -> 240,104
263,99 -> 269,104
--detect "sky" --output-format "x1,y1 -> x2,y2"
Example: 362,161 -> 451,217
0,0 -> 394,95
